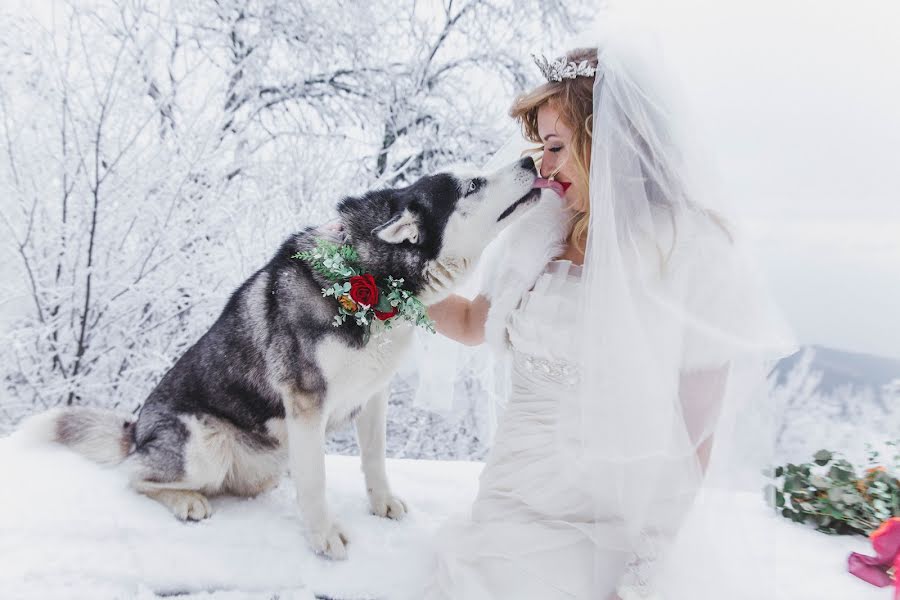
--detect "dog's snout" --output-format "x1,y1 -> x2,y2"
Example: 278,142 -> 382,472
519,156 -> 537,175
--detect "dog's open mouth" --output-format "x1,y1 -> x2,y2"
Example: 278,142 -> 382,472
496,188 -> 541,223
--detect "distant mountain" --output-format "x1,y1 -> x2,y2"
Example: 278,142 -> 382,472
773,345 -> 900,395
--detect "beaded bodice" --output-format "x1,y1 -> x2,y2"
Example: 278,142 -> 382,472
506,260 -> 582,389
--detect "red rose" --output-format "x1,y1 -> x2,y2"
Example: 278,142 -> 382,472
374,306 -> 398,321
349,274 -> 379,307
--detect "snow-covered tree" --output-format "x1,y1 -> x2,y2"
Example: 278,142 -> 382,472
772,348 -> 900,466
0,0 -> 590,429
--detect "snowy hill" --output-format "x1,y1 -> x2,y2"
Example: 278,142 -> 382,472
773,345 -> 900,397
0,431 -> 885,600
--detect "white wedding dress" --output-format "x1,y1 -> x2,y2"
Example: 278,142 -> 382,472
424,259 -> 635,600
416,17 -> 794,596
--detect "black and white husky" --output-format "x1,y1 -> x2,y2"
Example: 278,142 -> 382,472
22,157 -> 539,559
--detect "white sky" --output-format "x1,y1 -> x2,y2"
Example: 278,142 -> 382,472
573,0 -> 900,359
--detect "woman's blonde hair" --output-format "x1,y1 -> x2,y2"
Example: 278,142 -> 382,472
509,47 -> 598,251
510,47 -> 733,262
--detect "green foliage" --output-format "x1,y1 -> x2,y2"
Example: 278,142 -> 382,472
293,239 -> 436,335
771,442 -> 900,536
292,240 -> 361,281
384,276 -> 435,334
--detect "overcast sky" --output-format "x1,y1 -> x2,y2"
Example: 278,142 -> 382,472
575,0 -> 900,359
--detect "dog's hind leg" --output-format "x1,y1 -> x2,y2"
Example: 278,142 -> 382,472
125,413 -> 232,521
132,483 -> 212,521
356,387 -> 407,519
125,446 -> 215,521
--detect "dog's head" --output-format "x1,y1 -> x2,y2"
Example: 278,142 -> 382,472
337,157 -> 539,302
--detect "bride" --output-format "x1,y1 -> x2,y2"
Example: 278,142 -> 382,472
419,18 -> 794,600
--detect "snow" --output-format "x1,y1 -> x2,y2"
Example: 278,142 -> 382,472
0,430 -> 886,600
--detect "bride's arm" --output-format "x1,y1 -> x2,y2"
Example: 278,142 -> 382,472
678,364 -> 729,475
427,294 -> 490,346
615,364 -> 730,600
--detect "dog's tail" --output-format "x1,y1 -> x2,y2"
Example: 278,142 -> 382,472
19,407 -> 135,466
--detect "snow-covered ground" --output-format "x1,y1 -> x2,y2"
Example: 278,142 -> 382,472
0,430 -> 885,600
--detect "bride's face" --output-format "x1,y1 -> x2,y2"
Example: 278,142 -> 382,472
536,103 -> 586,212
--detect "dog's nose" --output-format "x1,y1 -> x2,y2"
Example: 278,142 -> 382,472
519,156 -> 537,174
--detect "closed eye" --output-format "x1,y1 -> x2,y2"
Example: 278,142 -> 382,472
548,146 -> 563,153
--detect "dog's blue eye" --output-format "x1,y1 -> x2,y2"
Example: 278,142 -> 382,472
464,178 -> 485,196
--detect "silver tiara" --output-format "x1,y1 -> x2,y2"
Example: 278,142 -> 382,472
531,54 -> 597,82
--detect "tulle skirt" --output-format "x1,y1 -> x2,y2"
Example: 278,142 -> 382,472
422,371 -> 629,600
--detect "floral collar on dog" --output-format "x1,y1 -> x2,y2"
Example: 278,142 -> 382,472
293,239 -> 435,336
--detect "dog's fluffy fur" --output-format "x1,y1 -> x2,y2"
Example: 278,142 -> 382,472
23,157 -> 539,559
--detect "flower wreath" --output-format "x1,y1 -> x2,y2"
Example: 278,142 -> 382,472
293,240 -> 435,336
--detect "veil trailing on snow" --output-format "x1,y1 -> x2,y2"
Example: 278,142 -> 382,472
412,13 -> 795,599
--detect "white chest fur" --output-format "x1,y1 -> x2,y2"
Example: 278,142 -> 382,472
315,324 -> 414,429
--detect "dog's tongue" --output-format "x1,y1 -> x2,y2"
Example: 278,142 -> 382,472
532,178 -> 570,196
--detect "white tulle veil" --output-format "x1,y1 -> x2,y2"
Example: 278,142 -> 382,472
412,13 -> 796,599
563,18 -> 796,599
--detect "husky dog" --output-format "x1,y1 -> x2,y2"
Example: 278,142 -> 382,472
26,157 -> 539,559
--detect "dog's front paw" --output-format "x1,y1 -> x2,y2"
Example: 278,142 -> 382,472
368,490 -> 408,520
308,520 -> 350,560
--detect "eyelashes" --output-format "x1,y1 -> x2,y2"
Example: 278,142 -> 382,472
548,146 -> 563,153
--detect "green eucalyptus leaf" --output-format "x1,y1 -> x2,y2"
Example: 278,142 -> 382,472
783,476 -> 796,493
827,487 -> 846,503
842,493 -> 862,505
810,474 -> 830,490
375,294 -> 393,312
829,465 -> 853,483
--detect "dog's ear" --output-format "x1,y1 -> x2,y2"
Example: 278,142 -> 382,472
372,208 -> 420,244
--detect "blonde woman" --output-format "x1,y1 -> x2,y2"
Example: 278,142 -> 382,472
422,22 -> 793,600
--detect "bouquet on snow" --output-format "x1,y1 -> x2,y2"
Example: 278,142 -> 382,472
293,240 -> 435,336
771,444 -> 900,596
771,445 -> 899,536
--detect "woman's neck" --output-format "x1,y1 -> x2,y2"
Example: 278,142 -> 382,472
555,241 -> 585,266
